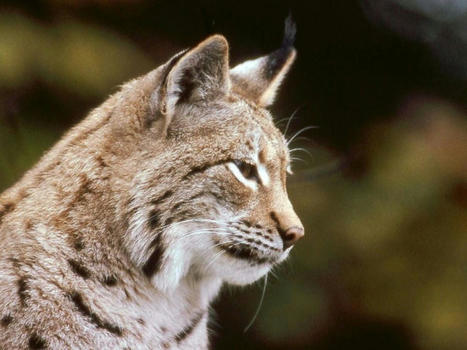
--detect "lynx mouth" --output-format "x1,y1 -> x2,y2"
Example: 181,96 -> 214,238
217,241 -> 281,265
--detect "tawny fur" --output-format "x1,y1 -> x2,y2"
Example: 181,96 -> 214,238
0,21 -> 303,350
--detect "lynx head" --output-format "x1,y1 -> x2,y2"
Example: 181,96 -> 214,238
116,19 -> 304,291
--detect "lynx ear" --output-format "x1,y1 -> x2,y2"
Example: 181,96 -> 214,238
160,35 -> 230,127
230,16 -> 297,107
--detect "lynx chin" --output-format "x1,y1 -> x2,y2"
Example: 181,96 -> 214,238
0,18 -> 304,349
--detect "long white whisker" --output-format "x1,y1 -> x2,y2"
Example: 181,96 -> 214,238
244,274 -> 268,333
291,157 -> 306,164
286,126 -> 317,146
171,229 -> 230,245
269,266 -> 279,280
284,105 -> 303,136
289,147 -> 312,157
288,136 -> 312,146
204,250 -> 226,271
275,116 -> 291,127
159,218 -> 224,231
131,216 -> 221,236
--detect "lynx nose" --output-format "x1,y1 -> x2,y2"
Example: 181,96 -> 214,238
281,226 -> 304,249
269,210 -> 304,250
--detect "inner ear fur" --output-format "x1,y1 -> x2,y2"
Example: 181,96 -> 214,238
160,35 -> 231,130
230,16 -> 297,107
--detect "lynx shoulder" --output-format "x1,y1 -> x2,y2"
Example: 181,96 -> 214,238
0,18 -> 304,349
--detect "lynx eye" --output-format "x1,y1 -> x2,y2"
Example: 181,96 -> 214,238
233,160 -> 258,181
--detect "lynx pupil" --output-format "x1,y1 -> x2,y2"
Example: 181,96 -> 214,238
234,160 -> 258,181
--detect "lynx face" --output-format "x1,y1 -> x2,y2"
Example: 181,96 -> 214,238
123,21 -> 304,291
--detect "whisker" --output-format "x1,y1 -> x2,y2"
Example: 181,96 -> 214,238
243,274 -> 268,333
286,126 -> 317,146
289,136 -> 312,145
268,266 -> 279,280
159,218 -> 224,231
134,217 -> 227,239
204,250 -> 226,271
289,147 -> 312,157
291,157 -> 306,164
275,116 -> 291,128
170,229 -> 230,245
284,105 -> 304,136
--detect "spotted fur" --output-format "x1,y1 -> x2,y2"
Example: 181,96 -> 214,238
0,18 -> 303,349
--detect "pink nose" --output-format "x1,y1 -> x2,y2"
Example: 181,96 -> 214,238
281,226 -> 304,249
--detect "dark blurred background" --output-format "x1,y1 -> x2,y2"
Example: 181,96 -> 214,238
1,1 -> 466,349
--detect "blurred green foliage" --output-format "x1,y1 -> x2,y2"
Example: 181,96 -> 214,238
1,6 -> 466,350
0,11 -> 152,97
285,106 -> 467,350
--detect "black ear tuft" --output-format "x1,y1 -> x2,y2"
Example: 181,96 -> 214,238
229,16 -> 297,107
264,15 -> 297,80
282,13 -> 297,49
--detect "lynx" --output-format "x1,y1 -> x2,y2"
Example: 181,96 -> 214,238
0,19 -> 304,349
